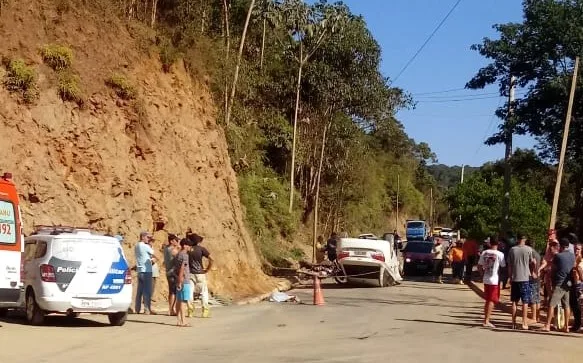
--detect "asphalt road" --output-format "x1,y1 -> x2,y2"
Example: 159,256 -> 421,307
1,275 -> 582,363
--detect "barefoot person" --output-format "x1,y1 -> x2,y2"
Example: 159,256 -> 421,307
508,235 -> 535,330
478,236 -> 505,328
175,238 -> 193,327
525,239 -> 542,324
543,238 -> 575,332
164,233 -> 180,316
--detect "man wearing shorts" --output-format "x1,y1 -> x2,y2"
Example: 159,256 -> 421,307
526,239 -> 542,323
478,237 -> 505,328
508,235 -> 535,330
164,234 -> 180,316
543,238 -> 575,332
175,238 -> 194,327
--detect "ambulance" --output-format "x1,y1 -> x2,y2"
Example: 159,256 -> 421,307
0,172 -> 24,316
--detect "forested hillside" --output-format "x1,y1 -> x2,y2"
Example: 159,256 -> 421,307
143,0 -> 440,263
0,0 -> 444,268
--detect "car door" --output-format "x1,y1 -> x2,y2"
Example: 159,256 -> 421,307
22,239 -> 38,288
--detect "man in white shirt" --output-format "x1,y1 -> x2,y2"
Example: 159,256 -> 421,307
432,238 -> 445,284
134,231 -> 158,314
478,237 -> 506,328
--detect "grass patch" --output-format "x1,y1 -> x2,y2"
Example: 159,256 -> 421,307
239,172 -> 302,267
3,58 -> 39,103
41,44 -> 73,71
158,36 -> 180,73
57,71 -> 84,105
106,73 -> 137,100
289,247 -> 305,261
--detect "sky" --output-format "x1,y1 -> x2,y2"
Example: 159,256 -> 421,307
342,0 -> 534,167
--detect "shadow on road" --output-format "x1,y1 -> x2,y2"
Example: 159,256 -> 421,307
0,313 -> 108,327
396,318 -> 481,328
126,318 -> 180,327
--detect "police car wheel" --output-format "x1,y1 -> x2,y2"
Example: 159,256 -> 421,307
108,311 -> 128,326
26,291 -> 45,326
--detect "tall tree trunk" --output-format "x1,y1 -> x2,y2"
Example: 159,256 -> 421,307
223,0 -> 231,124
288,46 -> 303,213
201,8 -> 206,34
260,18 -> 266,72
226,0 -> 255,126
312,123 -> 329,263
150,0 -> 157,28
128,0 -> 136,19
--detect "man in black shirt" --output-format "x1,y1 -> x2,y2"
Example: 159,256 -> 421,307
543,238 -> 576,332
188,233 -> 213,318
324,233 -> 338,262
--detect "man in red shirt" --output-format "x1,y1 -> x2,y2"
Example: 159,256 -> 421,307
463,238 -> 480,282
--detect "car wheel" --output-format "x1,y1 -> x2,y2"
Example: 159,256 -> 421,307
66,311 -> 80,319
108,311 -> 128,326
382,270 -> 392,287
26,291 -> 45,326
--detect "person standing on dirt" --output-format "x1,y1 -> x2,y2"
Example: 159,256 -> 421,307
462,237 -> 479,282
432,237 -> 445,284
525,239 -> 542,324
570,243 -> 583,332
189,233 -> 214,318
175,237 -> 193,327
508,235 -> 534,330
134,231 -> 158,315
543,238 -> 575,332
448,240 -> 465,284
164,233 -> 180,316
478,236 -> 506,328
324,233 -> 339,262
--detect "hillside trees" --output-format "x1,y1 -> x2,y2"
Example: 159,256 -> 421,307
110,0 -> 439,263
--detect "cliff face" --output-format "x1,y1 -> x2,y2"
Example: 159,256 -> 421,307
0,0 -> 274,299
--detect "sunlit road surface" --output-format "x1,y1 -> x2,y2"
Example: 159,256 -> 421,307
2,275 -> 581,363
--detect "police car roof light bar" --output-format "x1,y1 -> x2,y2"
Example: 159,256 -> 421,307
32,225 -> 93,235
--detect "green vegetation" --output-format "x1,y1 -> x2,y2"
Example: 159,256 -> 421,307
41,44 -> 73,71
447,170 -> 550,247
117,0 -> 442,265
2,58 -> 38,103
106,73 -> 137,100
158,37 -> 180,73
57,71 -> 83,104
466,0 -> 583,239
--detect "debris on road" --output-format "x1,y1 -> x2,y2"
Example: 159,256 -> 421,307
268,292 -> 300,303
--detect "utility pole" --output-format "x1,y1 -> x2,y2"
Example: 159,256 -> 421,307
550,57 -> 580,234
458,164 -> 464,240
501,75 -> 516,236
396,173 -> 400,231
430,187 -> 433,230
460,164 -> 465,184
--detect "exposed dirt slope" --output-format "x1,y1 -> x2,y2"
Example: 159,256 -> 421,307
0,0 -> 274,299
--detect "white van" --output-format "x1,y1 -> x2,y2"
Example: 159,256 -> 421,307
20,226 -> 132,326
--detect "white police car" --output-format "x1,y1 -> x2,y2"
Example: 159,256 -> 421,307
19,226 -> 132,326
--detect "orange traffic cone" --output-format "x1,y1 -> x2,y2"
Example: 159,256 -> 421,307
313,275 -> 325,306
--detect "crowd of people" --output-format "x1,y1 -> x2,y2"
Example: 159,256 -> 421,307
475,234 -> 582,332
133,229 -> 214,327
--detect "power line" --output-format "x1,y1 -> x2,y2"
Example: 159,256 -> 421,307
470,96 -> 504,162
416,91 -> 501,99
412,87 -> 468,95
416,95 -> 505,103
393,0 -> 464,82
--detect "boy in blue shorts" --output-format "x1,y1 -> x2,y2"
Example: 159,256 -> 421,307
175,238 -> 193,327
